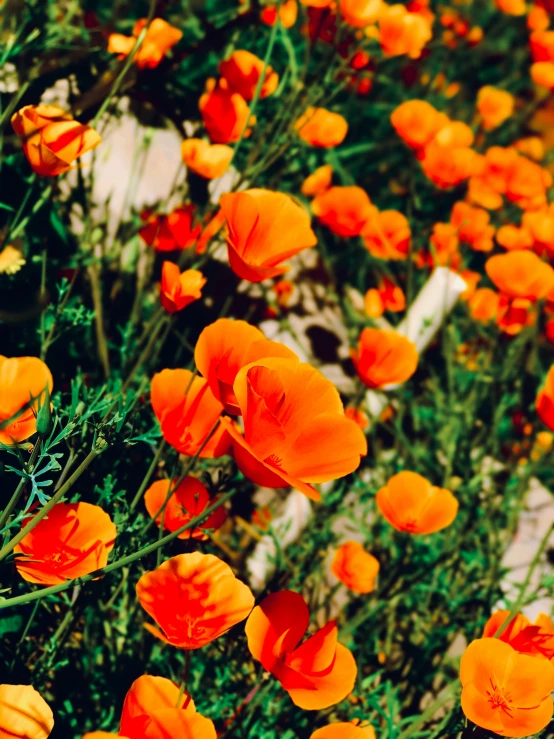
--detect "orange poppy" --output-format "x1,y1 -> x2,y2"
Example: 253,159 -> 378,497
301,164 -> 333,196
11,105 -> 101,177
364,277 -> 406,318
344,406 -> 369,429
376,470 -> 458,534
301,0 -> 333,6
495,0 -> 526,12
144,476 -> 227,540
0,356 -> 53,445
14,502 -> 116,586
522,204 -> 554,258
312,186 -> 375,237
496,295 -> 536,335
460,638 -> 554,737
390,100 -> 448,151
468,288 -> 500,323
136,552 -> 254,649
531,61 -> 554,90
421,140 -> 479,189
273,279 -> 295,306
505,156 -> 552,210
460,269 -> 482,300
339,0 -> 382,27
194,318 -> 296,414
181,138 -> 233,179
107,18 -> 182,69
351,328 -> 418,388
378,5 -> 433,58
295,107 -> 349,148
513,136 -> 544,160
485,251 -> 554,300
528,6 -> 550,32
245,590 -> 357,709
311,721 -> 376,739
220,50 -> 279,100
477,86 -> 515,130
159,263 -> 206,313
220,189 -> 317,282
362,210 -> 411,260
331,541 -> 380,593
139,206 -> 201,252
496,224 -> 534,251
450,201 -> 495,252
364,288 -> 385,318
83,734 -> 125,738
536,366 -> 554,430
483,610 -> 554,659
0,684 -> 54,739
261,0 -> 299,27
196,209 -> 226,255
151,368 -> 231,457
530,29 -> 554,61
220,357 -> 367,500
199,78 -> 254,144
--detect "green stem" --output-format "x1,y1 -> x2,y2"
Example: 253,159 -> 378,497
396,681 -> 458,739
0,442 -> 41,532
129,440 -> 167,512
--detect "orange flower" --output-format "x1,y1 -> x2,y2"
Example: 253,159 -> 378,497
139,206 -> 201,252
0,356 -> 53,445
421,140 -> 478,189
220,189 -> 317,281
220,50 -> 279,100
483,610 -> 554,659
136,552 -> 254,649
376,470 -> 458,534
301,164 -> 333,196
196,208 -> 226,254
523,204 -> 554,258
261,0 -> 299,27
144,476 -> 227,540
159,262 -> 206,313
345,406 -> 369,429
340,0 -> 382,27
295,107 -> 349,148
477,86 -> 515,130
530,29 -> 554,61
245,590 -> 357,709
468,288 -> 500,323
425,223 -> 460,268
496,224 -> 533,251
331,541 -> 380,593
83,734 -> 124,738
513,136 -> 544,161
194,318 -> 296,414
351,328 -> 418,388
199,78 -> 254,144
528,5 -> 550,31
496,295 -> 536,335
531,61 -> 554,90
485,251 -> 554,300
151,368 -> 230,457
181,138 -> 233,179
14,502 -> 116,586
311,721 -> 376,739
273,279 -> 295,306
0,684 -> 54,739
390,100 -> 448,151
220,357 -> 367,500
378,5 -> 433,58
536,365 -> 554,430
365,277 -> 406,317
11,105 -> 101,177
460,269 -> 482,300
364,288 -> 385,318
505,156 -> 552,210
107,18 -> 182,69
460,638 -> 554,737
362,210 -> 411,260
494,0 -> 526,12
451,201 -> 495,252
312,186 -> 375,237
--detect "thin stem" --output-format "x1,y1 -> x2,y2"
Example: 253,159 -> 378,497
0,443 -> 41,532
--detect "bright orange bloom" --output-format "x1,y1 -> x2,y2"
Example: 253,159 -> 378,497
460,269 -> 482,300
199,78 -> 254,144
522,204 -> 554,258
137,552 -> 254,649
220,357 -> 367,500
390,100 -> 448,151
483,610 -> 554,659
139,206 -> 200,252
295,107 -> 348,148
451,201 -> 495,252
301,164 -> 333,196
144,476 -> 227,540
351,328 -> 418,388
345,406 -> 369,429
0,356 -> 53,445
159,262 -> 206,313
0,684 -> 54,739
530,29 -> 554,61
485,250 -> 554,300
460,638 -> 554,737
467,175 -> 504,210
151,368 -> 230,457
505,156 -> 552,210
331,541 -> 379,593
311,721 -> 376,739
496,295 -> 536,335
468,288 -> 500,323
220,50 -> 279,100
261,0 -> 299,27
246,590 -> 357,709
340,0 -> 382,27
378,5 -> 433,58
376,471 -> 458,534
495,0 -> 526,12
513,136 -> 544,160
421,140 -> 479,189
537,365 -> 554,430
220,189 -> 317,282
107,18 -> 182,69
14,502 -> 116,586
365,277 -> 406,318
181,138 -> 233,179
496,224 -> 534,251
11,105 -> 101,177
362,210 -> 411,260
531,61 -> 554,89
477,86 -> 515,130
194,318 -> 296,414
426,223 -> 460,268
312,186 -> 375,237
528,5 -> 550,31
364,288 -> 385,318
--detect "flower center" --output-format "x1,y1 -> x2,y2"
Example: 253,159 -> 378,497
486,679 -> 513,716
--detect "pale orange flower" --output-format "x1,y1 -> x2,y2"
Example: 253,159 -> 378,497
0,684 -> 54,739
332,540 -> 380,593
485,250 -> 554,300
107,18 -> 182,69
378,5 -> 433,58
390,100 -> 448,151
0,356 -> 53,445
312,186 -> 376,237
477,86 -> 515,130
159,262 -> 206,313
295,107 -> 349,148
261,0 -> 299,27
181,138 -> 233,179
352,328 -> 418,388
483,610 -> 554,659
301,164 -> 333,196
339,0 -> 382,27
199,78 -> 254,144
220,50 -> 279,100
362,210 -> 411,260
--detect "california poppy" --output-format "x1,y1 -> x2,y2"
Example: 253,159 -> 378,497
483,610 -> 554,659
311,721 -> 376,739
136,552 -> 254,649
351,328 -> 418,388
194,318 -> 296,414
301,165 -> 333,196
390,100 -> 448,151
220,189 -> 317,282
505,155 -> 552,210
14,502 -> 116,586
531,61 -> 554,90
376,470 -> 458,534
159,262 -> 206,313
311,186 -> 375,237
362,210 -> 411,260
11,105 -> 101,177
0,684 -> 54,739
364,278 -> 405,318
344,406 -> 369,429
477,86 -> 515,131
220,357 -> 367,500
485,251 -> 554,300
107,18 -> 182,69
261,0 -> 299,27
181,138 -> 233,179
460,638 -> 554,737
331,541 -> 380,593
295,107 -> 349,148
536,366 -> 554,430
522,204 -> 554,258
199,78 -> 254,144
220,50 -> 279,100
450,201 -> 495,252
139,206 -> 200,252
378,5 -> 433,58
245,590 -> 357,709
339,0 -> 382,27
496,295 -> 536,335
421,140 -> 479,189
468,288 -> 500,323
0,356 -> 53,445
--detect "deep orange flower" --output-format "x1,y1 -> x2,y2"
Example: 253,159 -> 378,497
312,186 -> 375,237
273,279 -> 295,306
421,140 -> 479,189
536,365 -> 554,430
144,476 -> 227,540
468,288 -> 500,323
139,206 -> 200,252
136,552 -> 254,649
194,318 -> 296,414
245,590 -> 357,709
181,138 -> 233,179
485,251 -> 554,300
364,277 -> 406,318
378,5 -> 433,58
14,502 -> 116,586
220,189 -> 317,282
528,6 -> 550,32
362,210 -> 411,260
159,262 -> 206,313
11,105 -> 101,177
483,610 -> 554,659
0,684 -> 54,739
496,295 -> 536,335
530,29 -> 554,61
477,86 -> 515,130
331,541 -> 380,593
531,61 -> 554,90
196,209 -> 226,254
220,50 -> 279,100
351,328 -> 418,388
451,201 -> 495,252
107,18 -> 182,69
0,356 -> 53,445
376,471 -> 458,534
505,155 -> 552,210
220,357 -> 367,500
301,164 -> 333,196
261,0 -> 299,27
199,78 -> 254,144
151,368 -> 230,457
295,107 -> 349,148
390,100 -> 448,151
311,721 -> 376,739
460,638 -> 554,737
339,0 -> 382,27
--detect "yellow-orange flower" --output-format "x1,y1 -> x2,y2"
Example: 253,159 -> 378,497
301,165 -> 333,196
378,5 -> 433,58
295,107 -> 349,148
0,356 -> 53,445
0,684 -> 54,739
391,100 -> 448,151
0,245 -> 25,275
107,18 -> 182,69
312,186 -> 375,237
351,328 -> 418,388
331,541 -> 380,593
485,250 -> 554,300
181,138 -> 233,179
340,0 -> 382,27
362,209 -> 411,260
477,86 -> 515,130
311,722 -> 376,739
